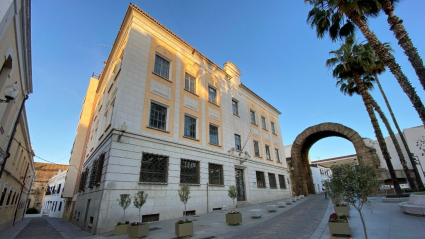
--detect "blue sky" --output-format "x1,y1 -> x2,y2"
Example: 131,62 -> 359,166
28,1 -> 425,165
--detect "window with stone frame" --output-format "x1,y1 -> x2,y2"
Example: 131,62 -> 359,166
271,122 -> 276,134
235,134 -> 241,151
232,99 -> 239,116
149,102 -> 167,130
261,116 -> 267,130
0,188 -> 7,206
139,152 -> 169,183
256,171 -> 266,188
185,73 -> 196,94
95,154 -> 105,184
78,168 -> 89,192
268,173 -> 277,189
208,163 -> 224,185
250,110 -> 256,124
253,140 -> 260,157
275,149 -> 281,163
89,159 -> 98,188
278,174 -> 286,189
265,145 -> 271,160
180,159 -> 199,184
184,115 -> 196,139
209,124 -> 219,145
153,54 -> 170,80
208,86 -> 217,104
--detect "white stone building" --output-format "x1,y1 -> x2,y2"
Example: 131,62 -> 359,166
310,164 -> 331,194
40,170 -> 66,218
65,4 -> 290,234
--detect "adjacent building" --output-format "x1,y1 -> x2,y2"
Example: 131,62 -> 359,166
27,163 -> 68,212
310,164 -> 331,194
62,4 -> 290,234
0,0 -> 34,231
40,170 -> 67,218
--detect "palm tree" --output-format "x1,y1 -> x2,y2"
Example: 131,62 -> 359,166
365,43 -> 424,188
337,75 -> 416,189
327,36 -> 403,196
378,0 -> 425,91
305,0 -> 425,125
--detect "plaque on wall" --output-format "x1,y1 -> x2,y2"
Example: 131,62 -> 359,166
150,79 -> 171,100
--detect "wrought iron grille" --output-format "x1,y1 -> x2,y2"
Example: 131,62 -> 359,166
142,214 -> 160,222
278,175 -> 286,189
140,152 -> 168,183
95,154 -> 105,184
89,159 -> 98,188
180,159 -> 199,184
256,171 -> 266,188
268,173 -> 277,188
79,169 -> 89,191
208,163 -> 223,185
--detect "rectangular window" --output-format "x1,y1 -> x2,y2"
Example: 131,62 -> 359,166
235,134 -> 241,151
275,149 -> 281,162
209,124 -> 219,145
256,171 -> 266,188
180,159 -> 199,184
278,175 -> 286,189
154,55 -> 170,80
271,122 -> 276,134
149,102 -> 167,130
209,163 -> 224,185
208,86 -> 217,104
185,73 -> 196,93
261,117 -> 267,130
250,110 -> 256,124
265,145 -> 271,160
139,152 -> 168,183
253,141 -> 260,157
268,173 -> 277,188
232,99 -> 238,116
184,115 -> 196,139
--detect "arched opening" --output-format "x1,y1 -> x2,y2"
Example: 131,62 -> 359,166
291,123 -> 380,196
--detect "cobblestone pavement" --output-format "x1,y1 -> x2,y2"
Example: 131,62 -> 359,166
14,218 -> 63,239
215,195 -> 329,239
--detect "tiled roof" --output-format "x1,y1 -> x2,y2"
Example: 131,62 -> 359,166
34,162 -> 68,171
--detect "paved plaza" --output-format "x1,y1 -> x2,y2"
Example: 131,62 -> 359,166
1,194 -> 424,239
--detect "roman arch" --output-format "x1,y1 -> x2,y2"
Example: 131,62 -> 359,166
290,122 -> 381,196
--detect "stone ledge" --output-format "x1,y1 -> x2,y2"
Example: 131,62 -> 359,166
399,202 -> 425,216
382,197 -> 409,203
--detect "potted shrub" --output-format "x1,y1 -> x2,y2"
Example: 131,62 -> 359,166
129,191 -> 149,238
226,186 -> 242,225
175,186 -> 193,237
327,164 -> 380,239
114,194 -> 131,236
328,213 -> 351,236
334,202 -> 350,216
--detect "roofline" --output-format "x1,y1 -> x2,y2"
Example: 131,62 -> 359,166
312,154 -> 357,163
239,84 -> 281,114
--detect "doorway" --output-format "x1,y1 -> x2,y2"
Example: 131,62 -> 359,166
235,168 -> 245,201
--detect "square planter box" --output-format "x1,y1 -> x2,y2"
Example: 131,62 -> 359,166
331,196 -> 343,204
129,224 -> 149,238
334,206 -> 350,216
226,213 -> 242,225
328,222 -> 351,236
114,224 -> 129,236
175,222 -> 193,238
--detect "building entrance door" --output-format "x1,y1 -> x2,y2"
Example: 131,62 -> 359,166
235,168 -> 245,201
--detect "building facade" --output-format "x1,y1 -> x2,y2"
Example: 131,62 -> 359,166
27,163 -> 68,212
310,164 -> 331,194
40,170 -> 67,218
63,4 -> 290,234
0,0 -> 34,231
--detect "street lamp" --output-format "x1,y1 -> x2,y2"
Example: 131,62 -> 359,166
0,82 -> 19,103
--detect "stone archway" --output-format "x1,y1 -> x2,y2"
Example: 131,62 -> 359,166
291,122 -> 380,196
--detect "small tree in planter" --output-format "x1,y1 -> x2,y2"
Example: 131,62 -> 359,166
114,194 -> 131,236
226,185 -> 242,225
328,164 -> 379,239
129,191 -> 149,238
176,186 -> 193,237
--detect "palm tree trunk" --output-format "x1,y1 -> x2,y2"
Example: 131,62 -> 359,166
368,92 -> 416,189
379,0 -> 425,91
348,12 -> 425,126
353,71 -> 403,196
374,74 -> 424,188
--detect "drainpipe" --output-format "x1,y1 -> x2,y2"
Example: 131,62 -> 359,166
0,95 -> 29,181
206,183 -> 209,213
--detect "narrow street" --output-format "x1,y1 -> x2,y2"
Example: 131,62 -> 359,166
14,218 -> 63,239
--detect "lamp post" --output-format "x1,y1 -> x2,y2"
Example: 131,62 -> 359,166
0,82 -> 28,182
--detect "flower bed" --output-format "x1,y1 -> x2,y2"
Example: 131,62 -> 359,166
328,213 -> 351,236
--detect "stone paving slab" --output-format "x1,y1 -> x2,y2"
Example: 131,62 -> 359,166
14,218 -> 63,239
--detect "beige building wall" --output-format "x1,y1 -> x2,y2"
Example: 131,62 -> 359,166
0,0 -> 33,232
